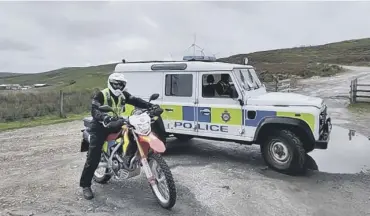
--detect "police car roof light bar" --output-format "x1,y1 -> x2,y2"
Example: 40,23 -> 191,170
121,56 -> 217,64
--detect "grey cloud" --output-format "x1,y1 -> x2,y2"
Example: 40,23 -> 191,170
0,1 -> 370,73
0,38 -> 35,52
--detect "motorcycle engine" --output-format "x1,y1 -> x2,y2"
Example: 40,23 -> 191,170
112,159 -> 120,173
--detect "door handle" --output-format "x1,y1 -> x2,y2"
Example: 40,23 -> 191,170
165,108 -> 173,112
200,109 -> 210,115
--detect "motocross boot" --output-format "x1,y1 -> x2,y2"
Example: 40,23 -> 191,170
83,187 -> 94,200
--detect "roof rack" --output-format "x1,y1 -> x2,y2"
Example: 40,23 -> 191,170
122,59 -> 185,64
183,55 -> 216,62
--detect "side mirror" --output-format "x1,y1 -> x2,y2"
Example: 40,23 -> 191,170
149,93 -> 160,102
238,98 -> 244,106
98,105 -> 114,113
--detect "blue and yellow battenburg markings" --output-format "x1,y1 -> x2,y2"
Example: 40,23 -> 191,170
122,104 -> 315,133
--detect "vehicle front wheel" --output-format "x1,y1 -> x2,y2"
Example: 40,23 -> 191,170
260,129 -> 306,175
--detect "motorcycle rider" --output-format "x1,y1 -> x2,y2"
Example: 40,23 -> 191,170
80,73 -> 157,200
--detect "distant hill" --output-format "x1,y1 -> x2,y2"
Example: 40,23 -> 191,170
218,38 -> 370,78
0,64 -> 118,90
0,72 -> 25,78
2,37 -> 370,90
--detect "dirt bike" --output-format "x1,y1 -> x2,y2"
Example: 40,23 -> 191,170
80,93 -> 177,209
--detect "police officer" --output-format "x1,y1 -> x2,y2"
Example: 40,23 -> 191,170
215,74 -> 231,96
79,73 -> 155,200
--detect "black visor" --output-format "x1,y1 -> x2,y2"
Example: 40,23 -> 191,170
111,80 -> 126,90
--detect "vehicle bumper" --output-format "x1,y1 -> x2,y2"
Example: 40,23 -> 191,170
314,117 -> 332,149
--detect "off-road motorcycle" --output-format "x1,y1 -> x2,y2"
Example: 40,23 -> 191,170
80,93 -> 177,209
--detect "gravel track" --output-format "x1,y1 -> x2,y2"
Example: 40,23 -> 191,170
1,66 -> 370,216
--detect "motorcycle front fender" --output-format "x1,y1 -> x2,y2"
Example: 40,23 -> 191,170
138,132 -> 166,154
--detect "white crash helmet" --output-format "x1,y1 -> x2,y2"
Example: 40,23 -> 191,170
107,73 -> 127,97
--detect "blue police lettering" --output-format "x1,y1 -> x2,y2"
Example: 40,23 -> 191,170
209,125 -> 219,131
183,123 -> 192,129
174,121 -> 228,132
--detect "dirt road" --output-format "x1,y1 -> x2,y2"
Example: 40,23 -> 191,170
1,66 -> 370,216
296,65 -> 370,135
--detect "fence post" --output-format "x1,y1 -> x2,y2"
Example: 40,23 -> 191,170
354,78 -> 358,103
59,90 -> 66,118
350,79 -> 354,104
274,76 -> 278,92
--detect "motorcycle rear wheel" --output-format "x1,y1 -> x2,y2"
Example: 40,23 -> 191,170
148,153 -> 177,209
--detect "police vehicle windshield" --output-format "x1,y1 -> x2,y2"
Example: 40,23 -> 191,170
233,68 -> 262,90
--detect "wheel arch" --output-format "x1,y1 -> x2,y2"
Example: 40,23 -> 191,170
254,117 -> 315,152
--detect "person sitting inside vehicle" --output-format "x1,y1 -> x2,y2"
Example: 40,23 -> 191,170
202,74 -> 215,97
215,74 -> 231,96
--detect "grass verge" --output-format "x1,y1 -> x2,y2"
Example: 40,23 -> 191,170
0,112 -> 89,132
347,102 -> 370,114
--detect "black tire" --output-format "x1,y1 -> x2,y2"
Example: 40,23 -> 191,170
174,134 -> 193,142
260,129 -> 306,175
93,154 -> 112,184
148,153 -> 177,209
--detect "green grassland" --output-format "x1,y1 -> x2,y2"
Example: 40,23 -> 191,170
1,37 -> 370,129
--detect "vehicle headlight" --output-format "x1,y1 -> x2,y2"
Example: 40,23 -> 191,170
136,122 -> 150,134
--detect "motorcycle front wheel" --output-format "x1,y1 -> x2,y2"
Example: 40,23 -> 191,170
148,153 -> 177,209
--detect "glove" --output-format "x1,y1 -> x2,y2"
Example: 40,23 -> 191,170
150,104 -> 160,110
117,118 -> 127,127
104,117 -> 127,129
103,116 -> 113,125
150,104 -> 163,116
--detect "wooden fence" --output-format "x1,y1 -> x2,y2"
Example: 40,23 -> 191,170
265,78 -> 296,92
350,78 -> 370,103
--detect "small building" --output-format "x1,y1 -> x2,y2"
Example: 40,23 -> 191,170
9,84 -> 21,90
0,84 -> 7,90
33,83 -> 49,88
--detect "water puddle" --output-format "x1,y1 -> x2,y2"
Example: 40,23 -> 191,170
309,125 -> 370,174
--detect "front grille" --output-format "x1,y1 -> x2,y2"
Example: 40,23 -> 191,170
319,105 -> 327,132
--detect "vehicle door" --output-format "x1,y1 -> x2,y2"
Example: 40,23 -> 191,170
161,71 -> 197,136
195,71 -> 244,140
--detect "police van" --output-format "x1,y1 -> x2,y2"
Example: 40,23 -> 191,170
114,56 -> 332,175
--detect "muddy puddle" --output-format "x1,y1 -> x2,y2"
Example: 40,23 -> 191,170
308,125 -> 370,174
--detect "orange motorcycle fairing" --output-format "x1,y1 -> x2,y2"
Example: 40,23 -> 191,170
138,132 -> 166,156
106,130 -> 122,142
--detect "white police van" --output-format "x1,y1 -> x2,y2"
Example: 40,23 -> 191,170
114,56 -> 332,175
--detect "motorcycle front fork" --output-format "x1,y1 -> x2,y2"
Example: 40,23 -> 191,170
131,132 -> 156,186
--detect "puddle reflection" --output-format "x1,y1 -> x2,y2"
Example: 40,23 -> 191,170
309,125 -> 370,174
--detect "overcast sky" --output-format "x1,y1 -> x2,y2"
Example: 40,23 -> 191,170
1,1 -> 370,73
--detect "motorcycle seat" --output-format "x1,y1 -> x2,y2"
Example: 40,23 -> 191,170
83,116 -> 93,128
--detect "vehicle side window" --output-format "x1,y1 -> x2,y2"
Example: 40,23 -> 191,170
165,74 -> 193,97
201,73 -> 238,98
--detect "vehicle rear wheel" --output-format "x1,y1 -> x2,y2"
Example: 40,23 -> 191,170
261,129 -> 306,175
148,153 -> 177,209
93,153 -> 112,184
